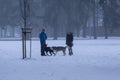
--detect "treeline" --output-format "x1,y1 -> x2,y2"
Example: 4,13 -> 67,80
0,0 -> 120,39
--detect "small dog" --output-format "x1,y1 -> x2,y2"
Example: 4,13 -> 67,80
51,46 -> 67,56
43,44 -> 55,56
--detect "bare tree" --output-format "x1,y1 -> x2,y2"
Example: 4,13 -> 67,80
0,0 -> 19,38
19,0 -> 30,28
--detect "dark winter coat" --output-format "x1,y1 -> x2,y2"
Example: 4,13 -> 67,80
66,33 -> 73,47
39,32 -> 47,45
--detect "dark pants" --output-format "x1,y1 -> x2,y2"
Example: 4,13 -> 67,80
41,44 -> 46,56
68,46 -> 73,56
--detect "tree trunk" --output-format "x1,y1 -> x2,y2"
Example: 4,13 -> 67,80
66,14 -> 73,33
103,2 -> 108,39
53,14 -> 58,40
0,27 -> 1,38
82,24 -> 87,38
53,26 -> 58,40
11,26 -> 15,37
93,0 -> 97,39
76,27 -> 80,37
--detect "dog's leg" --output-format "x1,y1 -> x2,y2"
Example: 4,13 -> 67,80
49,51 -> 52,56
46,51 -> 51,56
53,52 -> 56,56
53,51 -> 57,55
46,51 -> 49,56
63,50 -> 66,56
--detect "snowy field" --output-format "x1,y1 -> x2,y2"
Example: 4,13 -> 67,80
0,39 -> 120,80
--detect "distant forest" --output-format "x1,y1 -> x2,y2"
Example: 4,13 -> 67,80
0,0 -> 120,39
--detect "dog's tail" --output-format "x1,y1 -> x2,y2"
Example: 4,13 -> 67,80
65,45 -> 69,48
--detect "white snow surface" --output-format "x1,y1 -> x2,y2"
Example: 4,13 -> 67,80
0,39 -> 120,80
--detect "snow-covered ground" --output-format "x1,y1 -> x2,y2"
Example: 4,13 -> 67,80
0,39 -> 120,80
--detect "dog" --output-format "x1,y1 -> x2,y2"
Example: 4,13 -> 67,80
43,44 -> 55,56
51,46 -> 67,56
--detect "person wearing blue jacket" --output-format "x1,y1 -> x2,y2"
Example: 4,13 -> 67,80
39,29 -> 47,56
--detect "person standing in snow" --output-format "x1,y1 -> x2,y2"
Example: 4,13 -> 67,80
66,32 -> 73,56
39,29 -> 47,56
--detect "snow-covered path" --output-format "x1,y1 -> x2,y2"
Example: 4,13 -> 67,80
0,39 -> 120,80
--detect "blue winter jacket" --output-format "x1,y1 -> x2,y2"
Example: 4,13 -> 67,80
39,32 -> 47,44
